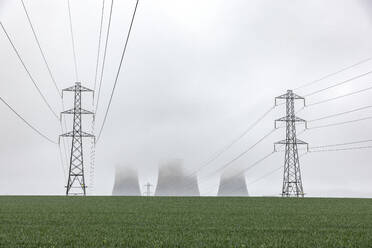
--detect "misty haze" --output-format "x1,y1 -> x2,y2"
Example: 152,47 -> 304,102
1,0 -> 372,247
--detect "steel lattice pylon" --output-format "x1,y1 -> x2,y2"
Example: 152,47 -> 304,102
60,82 -> 95,196
275,90 -> 308,197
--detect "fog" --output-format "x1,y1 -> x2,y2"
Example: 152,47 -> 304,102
112,166 -> 141,196
217,172 -> 249,197
0,0 -> 372,197
155,159 -> 199,196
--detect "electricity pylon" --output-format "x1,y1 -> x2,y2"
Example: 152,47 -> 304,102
274,90 -> 308,197
60,82 -> 95,196
144,183 -> 153,196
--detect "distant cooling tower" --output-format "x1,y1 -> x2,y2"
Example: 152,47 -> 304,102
217,172 -> 249,196
155,159 -> 199,196
112,167 -> 141,196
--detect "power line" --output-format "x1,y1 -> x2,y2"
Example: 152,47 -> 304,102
221,152 -> 309,196
260,146 -> 371,193
210,139 -> 372,196
181,127 -> 279,194
20,0 -> 71,175
20,1 -> 70,169
309,145 -> 372,153
0,95 -> 57,144
295,57 -> 372,91
67,0 -> 79,81
96,0 -> 140,142
0,22 -> 59,119
311,139 -> 372,149
20,0 -> 61,97
95,0 -> 114,113
304,70 -> 372,97
203,106 -> 275,166
308,116 -> 372,130
59,121 -> 70,177
247,166 -> 281,186
89,0 -> 107,194
306,85 -> 372,107
240,152 -> 275,177
200,128 -> 277,180
153,106 -> 277,193
203,151 -> 275,195
93,0 -> 106,100
308,105 -> 372,122
58,143 -> 67,182
182,106 -> 275,182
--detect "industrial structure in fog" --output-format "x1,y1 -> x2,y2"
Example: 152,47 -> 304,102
274,90 -> 307,197
217,171 -> 249,196
155,159 -> 200,196
112,167 -> 141,196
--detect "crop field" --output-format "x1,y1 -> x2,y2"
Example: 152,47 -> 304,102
0,196 -> 372,247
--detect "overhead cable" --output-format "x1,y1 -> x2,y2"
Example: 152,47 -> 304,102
220,152 -> 308,195
304,70 -> 372,97
96,0 -> 140,142
95,0 -> 114,113
0,22 -> 59,119
308,105 -> 372,122
203,151 -> 275,195
0,95 -> 57,144
306,85 -> 372,107
310,139 -> 372,149
67,0 -> 79,81
200,128 -> 277,180
308,116 -> 372,130
93,0 -> 106,99
20,0 -> 61,97
171,106 -> 276,191
185,106 -> 275,181
309,145 -> 372,153
295,57 -> 372,90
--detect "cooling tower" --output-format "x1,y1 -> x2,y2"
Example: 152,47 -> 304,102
112,167 -> 141,196
217,172 -> 249,196
155,159 -> 199,196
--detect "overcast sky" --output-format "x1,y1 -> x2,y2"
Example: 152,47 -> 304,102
0,0 -> 372,197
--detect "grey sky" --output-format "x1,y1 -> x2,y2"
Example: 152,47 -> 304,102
0,0 -> 372,197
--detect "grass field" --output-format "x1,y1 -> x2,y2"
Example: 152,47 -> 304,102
0,196 -> 372,247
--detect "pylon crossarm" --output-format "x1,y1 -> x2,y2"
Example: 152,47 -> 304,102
275,90 -> 306,107
275,117 -> 307,129
274,141 -> 286,151
61,108 -> 94,115
60,131 -> 73,137
295,139 -> 308,146
275,140 -> 286,146
275,116 -> 306,123
78,85 -> 93,92
62,85 -> 76,93
62,83 -> 93,92
275,140 -> 308,146
275,91 -> 305,100
60,131 -> 94,138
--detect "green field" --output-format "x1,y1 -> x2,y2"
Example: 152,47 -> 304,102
0,196 -> 372,247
